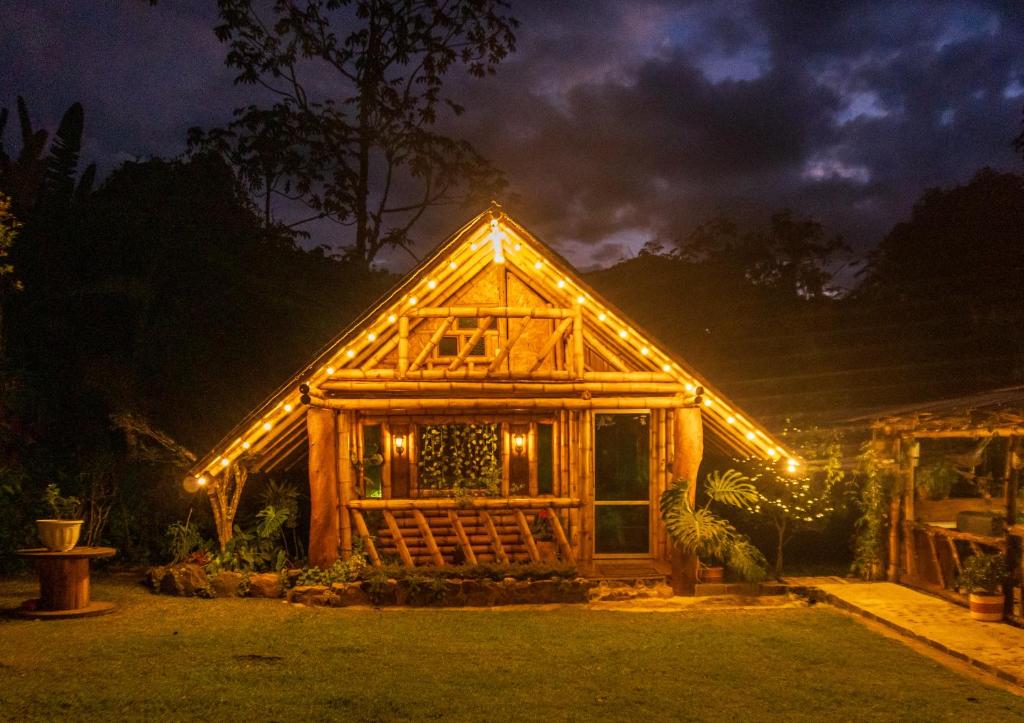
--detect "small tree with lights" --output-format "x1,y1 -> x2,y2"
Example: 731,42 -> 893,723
737,432 -> 843,578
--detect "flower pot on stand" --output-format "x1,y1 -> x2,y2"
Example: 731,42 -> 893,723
36,520 -> 84,552
969,592 -> 1004,622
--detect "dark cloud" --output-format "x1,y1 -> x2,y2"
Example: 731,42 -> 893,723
3,0 -> 1022,271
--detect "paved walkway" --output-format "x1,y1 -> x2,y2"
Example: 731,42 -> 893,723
791,578 -> 1024,688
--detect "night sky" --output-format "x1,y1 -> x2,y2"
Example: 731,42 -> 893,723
4,0 -> 1023,272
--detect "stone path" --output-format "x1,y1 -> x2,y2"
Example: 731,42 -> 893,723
792,578 -> 1024,688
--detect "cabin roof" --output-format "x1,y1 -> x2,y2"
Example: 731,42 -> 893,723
189,206 -> 798,482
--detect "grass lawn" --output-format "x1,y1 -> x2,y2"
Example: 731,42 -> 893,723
1,574 -> 1022,721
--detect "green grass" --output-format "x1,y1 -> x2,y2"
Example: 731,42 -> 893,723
1,574 -> 1021,721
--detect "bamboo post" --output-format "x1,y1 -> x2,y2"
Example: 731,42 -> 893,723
412,509 -> 444,566
547,507 -> 575,562
515,509 -> 541,562
946,536 -> 962,576
397,316 -> 409,378
584,331 -> 628,372
447,317 -> 493,371
383,510 -> 414,567
1004,437 -> 1020,618
306,408 -> 340,568
448,511 -> 478,565
579,410 -> 594,569
902,434 -> 918,581
527,318 -> 573,373
926,531 -> 945,588
409,317 -> 453,372
528,422 -> 539,496
487,312 -> 532,374
672,405 -> 703,594
481,510 -> 508,564
572,305 -> 584,379
350,509 -> 381,566
338,411 -> 354,559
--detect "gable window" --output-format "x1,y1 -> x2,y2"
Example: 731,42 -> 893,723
432,318 -> 492,361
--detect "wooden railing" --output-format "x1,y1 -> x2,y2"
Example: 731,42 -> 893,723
913,523 -> 1005,591
346,497 -> 581,568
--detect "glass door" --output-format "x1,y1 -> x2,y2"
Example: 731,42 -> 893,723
594,412 -> 650,555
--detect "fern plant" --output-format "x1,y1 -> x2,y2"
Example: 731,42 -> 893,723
660,471 -> 767,583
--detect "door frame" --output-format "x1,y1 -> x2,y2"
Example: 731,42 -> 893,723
592,408 -> 653,560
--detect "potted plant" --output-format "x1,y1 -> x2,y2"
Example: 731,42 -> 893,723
37,483 -> 84,552
660,470 -> 768,585
530,509 -> 558,561
959,553 -> 1008,622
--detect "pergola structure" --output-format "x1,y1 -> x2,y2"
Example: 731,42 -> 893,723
867,386 -> 1024,617
187,205 -> 792,588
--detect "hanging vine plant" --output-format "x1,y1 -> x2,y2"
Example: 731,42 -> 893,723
418,423 -> 501,494
850,440 -> 897,580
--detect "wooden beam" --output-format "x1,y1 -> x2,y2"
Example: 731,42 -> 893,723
487,311 -> 533,374
412,509 -> 444,566
481,511 -> 508,564
515,509 -> 541,562
309,396 -> 693,411
547,507 -> 575,563
409,316 -> 453,372
350,509 -> 381,567
323,369 -> 675,381
319,380 -> 687,394
448,511 -> 478,565
397,316 -> 409,378
528,317 -> 574,374
383,510 -> 414,567
348,496 -> 581,510
926,531 -> 945,588
572,305 -> 584,378
410,306 -> 572,319
447,316 -> 493,371
584,329 -> 629,372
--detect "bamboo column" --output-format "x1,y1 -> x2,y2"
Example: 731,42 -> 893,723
338,411 -> 355,560
306,408 -> 341,568
579,410 -> 594,569
672,404 -> 703,594
1004,437 -> 1020,618
902,435 -> 918,582
397,316 -> 409,377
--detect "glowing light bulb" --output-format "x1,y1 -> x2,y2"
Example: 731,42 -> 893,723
534,261 -> 543,270
346,349 -> 355,358
576,295 -> 585,304
197,476 -> 207,487
787,458 -> 798,467
408,297 -> 417,305
427,279 -> 437,289
661,363 -> 671,372
746,432 -> 756,440
388,314 -> 397,324
726,416 -> 736,424
263,422 -> 273,431
703,398 -> 713,407
767,447 -> 778,457
449,261 -> 457,270
640,347 -> 649,356
470,243 -> 478,251
598,313 -> 607,322
367,332 -> 377,341
514,244 -> 521,251
618,329 -> 627,338
220,458 -> 229,467
685,383 -> 694,392
326,366 -> 335,375
284,403 -> 293,412
242,441 -> 251,450
557,279 -> 566,288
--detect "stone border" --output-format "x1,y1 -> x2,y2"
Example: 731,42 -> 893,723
789,584 -> 1024,689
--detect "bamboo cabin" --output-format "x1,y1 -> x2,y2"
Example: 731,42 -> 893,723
187,206 -> 792,580
864,387 -> 1024,618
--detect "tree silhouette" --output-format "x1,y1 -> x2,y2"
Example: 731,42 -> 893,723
192,0 -> 518,265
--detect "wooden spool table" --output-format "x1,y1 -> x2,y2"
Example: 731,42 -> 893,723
15,547 -> 117,619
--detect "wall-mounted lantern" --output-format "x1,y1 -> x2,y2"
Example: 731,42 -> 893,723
393,434 -> 407,457
512,432 -> 526,456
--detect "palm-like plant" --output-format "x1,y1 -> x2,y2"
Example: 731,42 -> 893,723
660,470 -> 768,583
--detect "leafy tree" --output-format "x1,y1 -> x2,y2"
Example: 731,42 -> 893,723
193,0 -> 518,265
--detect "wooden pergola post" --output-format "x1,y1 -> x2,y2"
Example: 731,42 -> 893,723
307,407 -> 340,568
1004,437 -> 1020,618
671,404 -> 703,595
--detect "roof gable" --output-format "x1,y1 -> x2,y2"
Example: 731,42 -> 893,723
190,206 -> 797,481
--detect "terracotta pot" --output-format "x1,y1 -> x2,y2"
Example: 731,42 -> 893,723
700,565 -> 725,583
536,540 -> 558,562
969,592 -> 1004,622
36,519 -> 83,552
